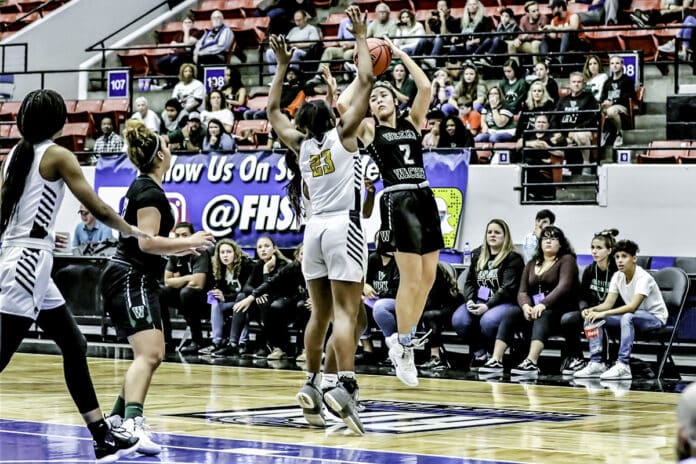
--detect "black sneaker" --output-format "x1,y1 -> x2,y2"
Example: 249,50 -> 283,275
178,341 -> 201,354
418,356 -> 448,370
212,343 -> 238,357
238,343 -> 252,357
511,358 -> 539,376
469,354 -> 490,372
198,340 -> 226,355
94,426 -> 139,463
479,358 -> 504,373
561,357 -> 586,375
253,346 -> 271,358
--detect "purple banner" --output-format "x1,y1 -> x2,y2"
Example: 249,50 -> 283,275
107,70 -> 129,98
95,150 -> 469,249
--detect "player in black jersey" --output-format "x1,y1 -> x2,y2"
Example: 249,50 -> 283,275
101,120 -> 215,455
337,37 -> 442,387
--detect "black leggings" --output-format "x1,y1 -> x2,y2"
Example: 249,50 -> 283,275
0,306 -> 99,414
230,296 -> 297,351
498,307 -> 569,346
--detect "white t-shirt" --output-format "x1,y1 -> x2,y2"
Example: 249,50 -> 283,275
172,79 -> 206,112
609,266 -> 668,323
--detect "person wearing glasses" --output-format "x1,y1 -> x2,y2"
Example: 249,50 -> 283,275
480,225 -> 579,376
73,204 -> 114,247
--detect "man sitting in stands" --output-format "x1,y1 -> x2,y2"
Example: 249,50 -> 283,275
160,222 -> 211,354
599,55 -> 636,148
193,10 -> 234,68
92,117 -> 124,155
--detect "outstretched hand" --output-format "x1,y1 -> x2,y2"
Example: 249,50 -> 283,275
381,35 -> 405,59
346,5 -> 367,37
269,35 -> 294,66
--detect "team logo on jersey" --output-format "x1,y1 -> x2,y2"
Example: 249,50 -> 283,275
170,400 -> 588,434
431,187 -> 463,248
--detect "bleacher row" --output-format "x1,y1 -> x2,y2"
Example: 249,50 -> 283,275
0,0 -> 70,40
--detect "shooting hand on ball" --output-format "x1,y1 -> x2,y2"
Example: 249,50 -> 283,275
381,36 -> 405,59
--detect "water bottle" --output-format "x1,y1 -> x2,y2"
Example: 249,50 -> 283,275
462,242 -> 472,266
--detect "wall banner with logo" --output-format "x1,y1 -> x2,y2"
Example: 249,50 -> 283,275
95,150 -> 469,249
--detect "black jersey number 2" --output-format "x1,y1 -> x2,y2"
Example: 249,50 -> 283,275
398,144 -> 415,165
309,149 -> 336,177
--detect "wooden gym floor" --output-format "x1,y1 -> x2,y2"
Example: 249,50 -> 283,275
0,346 -> 686,464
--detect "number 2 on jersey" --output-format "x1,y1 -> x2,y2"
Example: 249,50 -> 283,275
309,149 -> 335,177
398,144 -> 414,165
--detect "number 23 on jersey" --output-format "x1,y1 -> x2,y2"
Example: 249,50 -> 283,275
309,149 -> 336,177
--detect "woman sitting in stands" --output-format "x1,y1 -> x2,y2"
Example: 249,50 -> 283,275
558,228 -> 620,376
227,236 -> 291,359
573,239 -> 667,380
201,90 -> 235,133
451,219 -> 524,371
437,115 -> 473,148
198,239 -> 255,357
474,86 -> 516,144
202,119 -> 237,153
219,66 -> 249,121
480,225 -> 579,376
171,63 -> 206,113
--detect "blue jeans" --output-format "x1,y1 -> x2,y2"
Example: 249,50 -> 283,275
372,298 -> 397,338
451,303 -> 519,356
210,299 -> 248,345
589,310 -> 664,364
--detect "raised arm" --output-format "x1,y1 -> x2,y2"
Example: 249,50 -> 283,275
383,36 -> 431,130
267,35 -> 304,155
337,6 -> 374,147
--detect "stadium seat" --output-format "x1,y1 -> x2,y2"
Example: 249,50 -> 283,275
69,99 -> 103,134
637,140 -> 689,164
55,122 -> 90,152
245,95 -> 268,111
191,0 -> 228,20
0,0 -> 22,14
96,99 -> 130,131
117,50 -> 149,76
584,29 -> 624,56
0,100 -> 20,121
474,142 -> 492,164
619,30 -> 659,63
234,119 -> 269,148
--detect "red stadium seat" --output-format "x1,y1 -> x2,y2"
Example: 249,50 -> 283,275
234,119 -> 269,148
636,140 -> 687,164
191,0 -> 228,20
619,29 -> 659,63
117,50 -> 149,76
96,99 -> 130,132
584,29 -> 624,56
69,99 -> 103,134
246,95 -> 269,111
0,100 -> 21,121
55,122 -> 90,152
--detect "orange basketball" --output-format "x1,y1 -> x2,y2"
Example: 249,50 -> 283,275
353,38 -> 393,76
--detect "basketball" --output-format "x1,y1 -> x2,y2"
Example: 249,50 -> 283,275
353,38 -> 393,76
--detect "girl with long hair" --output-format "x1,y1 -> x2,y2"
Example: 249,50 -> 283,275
0,89 -> 149,462
101,119 -> 215,455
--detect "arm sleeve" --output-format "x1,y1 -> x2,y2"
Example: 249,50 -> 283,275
487,253 -> 524,308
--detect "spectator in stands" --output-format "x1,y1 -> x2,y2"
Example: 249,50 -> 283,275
166,112 -> 206,152
658,15 -> 696,60
198,239 -> 255,356
193,10 -> 234,68
578,0 -> 620,26
437,115 -> 474,148
452,219 -> 525,370
480,225 -> 579,376
306,10 -> 355,86
161,222 -> 211,354
202,118 -> 236,153
508,0 -> 548,64
522,209 -> 556,263
245,68 -> 305,120
551,72 -> 599,172
677,382 -> 696,463
417,263 -> 465,370
265,10 -> 320,74
156,16 -> 201,82
473,8 -> 520,66
130,96 -> 162,134
454,61 -> 486,114
201,89 -> 234,132
229,236 -> 291,358
172,63 -> 205,113
583,55 -> 608,103
430,68 -> 456,112
474,85 -> 516,143
515,80 -> 556,146
540,0 -> 583,71
600,55 -> 636,148
390,63 -> 417,109
423,109 -> 444,149
459,0 -> 494,57
456,97 -> 482,137
560,228 -> 619,376
574,239 -> 667,380
367,3 -> 398,39
258,0 -> 316,35
500,59 -> 529,113
234,244 -> 307,360
630,0 -> 693,28
395,8 -> 425,56
73,204 -> 114,248
219,66 -> 248,121
413,0 -> 462,68
92,117 -> 124,154
532,61 -> 559,103
160,98 -> 186,133
517,114 -> 562,200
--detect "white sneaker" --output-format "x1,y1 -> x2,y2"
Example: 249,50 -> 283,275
123,416 -> 162,455
573,361 -> 608,378
105,414 -> 123,429
388,342 -> 418,387
613,134 -> 623,147
599,361 -> 632,380
384,333 -> 398,350
659,40 -> 676,53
